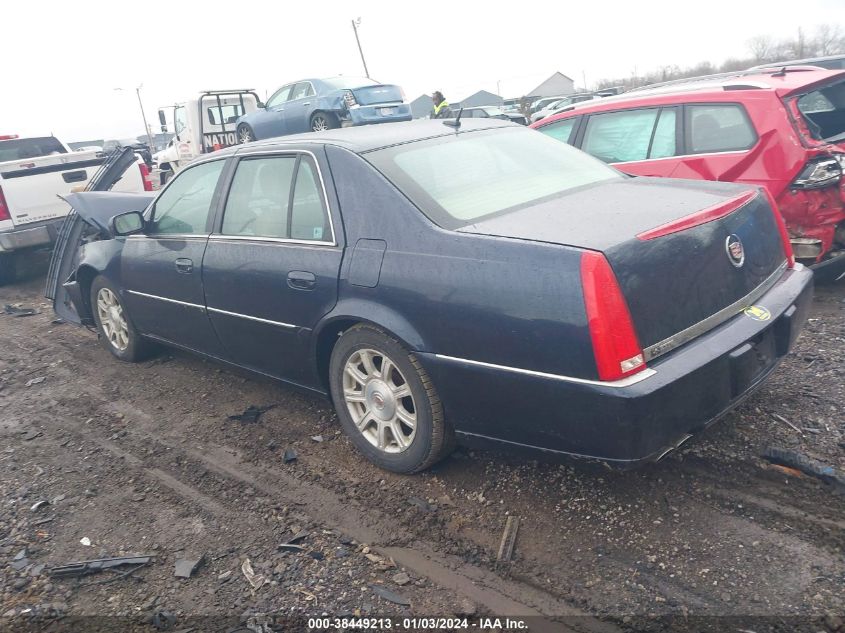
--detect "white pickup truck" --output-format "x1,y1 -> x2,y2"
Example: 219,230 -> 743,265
0,135 -> 151,284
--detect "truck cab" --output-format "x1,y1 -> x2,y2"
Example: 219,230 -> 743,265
154,90 -> 260,183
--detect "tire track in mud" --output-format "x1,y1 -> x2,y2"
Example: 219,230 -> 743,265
45,377 -> 615,633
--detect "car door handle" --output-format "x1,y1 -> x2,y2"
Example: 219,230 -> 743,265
287,270 -> 316,290
302,102 -> 311,106
175,258 -> 193,274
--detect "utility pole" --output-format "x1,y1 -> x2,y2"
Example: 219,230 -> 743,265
351,18 -> 370,78
136,85 -> 155,151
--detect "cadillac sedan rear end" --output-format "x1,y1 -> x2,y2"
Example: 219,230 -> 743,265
360,124 -> 813,464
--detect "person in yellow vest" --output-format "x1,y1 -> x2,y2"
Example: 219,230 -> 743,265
430,91 -> 453,119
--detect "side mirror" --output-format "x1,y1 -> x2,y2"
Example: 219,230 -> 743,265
111,211 -> 145,237
256,101 -> 265,109
158,110 -> 166,125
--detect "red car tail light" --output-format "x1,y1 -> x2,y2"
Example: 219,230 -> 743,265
138,163 -> 153,192
0,185 -> 10,222
580,251 -> 646,381
637,190 -> 757,241
760,187 -> 795,269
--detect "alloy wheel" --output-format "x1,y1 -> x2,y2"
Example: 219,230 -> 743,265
96,288 -> 129,351
312,116 -> 329,132
238,127 -> 254,143
342,348 -> 416,453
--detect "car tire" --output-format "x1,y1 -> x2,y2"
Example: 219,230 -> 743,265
310,112 -> 339,132
0,252 -> 17,286
237,124 -> 256,144
329,324 -> 454,473
90,276 -> 152,362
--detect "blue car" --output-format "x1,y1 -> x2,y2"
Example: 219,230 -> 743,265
47,119 -> 811,474
235,77 -> 412,141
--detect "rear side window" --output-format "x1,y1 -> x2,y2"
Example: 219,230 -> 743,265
221,155 -> 330,241
687,104 -> 756,153
0,137 -> 67,162
582,109 -> 660,163
208,104 -> 245,125
796,79 -> 845,142
538,118 -> 577,144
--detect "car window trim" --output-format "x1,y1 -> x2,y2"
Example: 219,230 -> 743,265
646,105 -> 680,160
212,149 -> 337,247
681,101 -> 758,155
146,157 -> 229,236
537,115 -> 582,145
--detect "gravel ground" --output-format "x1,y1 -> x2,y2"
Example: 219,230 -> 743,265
1,252 -> 843,633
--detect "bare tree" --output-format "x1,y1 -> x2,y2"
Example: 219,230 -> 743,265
747,35 -> 774,62
814,24 -> 845,56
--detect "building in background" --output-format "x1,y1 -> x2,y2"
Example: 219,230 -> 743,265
526,72 -> 575,98
455,90 -> 503,109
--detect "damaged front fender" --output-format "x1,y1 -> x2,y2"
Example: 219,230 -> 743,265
45,192 -> 155,325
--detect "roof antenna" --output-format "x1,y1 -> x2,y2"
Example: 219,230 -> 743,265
771,66 -> 788,77
443,107 -> 463,129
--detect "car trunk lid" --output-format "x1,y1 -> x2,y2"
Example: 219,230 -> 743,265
350,84 -> 404,106
458,177 -> 788,359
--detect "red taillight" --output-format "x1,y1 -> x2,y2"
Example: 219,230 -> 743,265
760,187 -> 795,268
138,163 -> 153,192
0,134 -> 19,140
580,251 -> 646,382
0,185 -> 10,222
637,190 -> 757,241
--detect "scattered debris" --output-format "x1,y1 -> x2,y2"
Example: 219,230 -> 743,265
150,610 -> 176,631
25,376 -> 46,387
21,429 -> 42,441
218,570 -> 233,582
51,318 -> 65,325
277,543 -> 306,553
370,584 -> 410,606
311,435 -> 324,443
283,448 -> 298,463
763,447 -> 845,493
497,515 -> 520,564
49,555 -> 153,579
4,304 -> 38,317
241,558 -> 267,590
32,516 -> 54,526
309,551 -> 325,561
174,555 -> 204,579
30,500 -> 49,512
79,537 -> 92,547
287,530 -> 309,544
392,571 -> 411,586
407,496 -> 436,513
771,413 -> 803,435
227,404 -> 277,424
10,549 -> 30,571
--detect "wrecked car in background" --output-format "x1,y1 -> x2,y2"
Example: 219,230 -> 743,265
533,66 -> 845,280
235,77 -> 411,141
47,119 -> 811,474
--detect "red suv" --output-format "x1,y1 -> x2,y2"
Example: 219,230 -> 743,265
532,67 -> 845,277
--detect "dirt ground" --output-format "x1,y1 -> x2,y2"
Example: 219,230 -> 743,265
1,251 -> 844,633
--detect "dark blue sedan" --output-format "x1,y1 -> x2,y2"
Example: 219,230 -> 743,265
235,77 -> 411,142
47,119 -> 812,473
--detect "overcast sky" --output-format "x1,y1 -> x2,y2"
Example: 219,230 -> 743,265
3,0 -> 842,142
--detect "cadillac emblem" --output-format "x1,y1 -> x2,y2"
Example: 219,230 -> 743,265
725,234 -> 745,268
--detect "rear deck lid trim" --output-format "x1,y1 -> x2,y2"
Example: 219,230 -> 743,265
636,190 -> 758,241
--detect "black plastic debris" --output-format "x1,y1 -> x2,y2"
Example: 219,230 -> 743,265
277,543 -> 306,553
370,584 -> 411,606
4,304 -> 38,317
174,555 -> 204,578
309,551 -> 325,561
283,448 -> 298,463
49,555 -> 153,579
763,447 -> 845,493
227,404 -> 277,424
150,610 -> 176,631
21,429 -> 43,441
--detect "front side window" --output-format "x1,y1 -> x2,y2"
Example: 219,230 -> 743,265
221,155 -> 330,241
365,127 -> 621,229
174,106 -> 187,135
538,117 -> 577,144
266,85 -> 292,108
582,108 -> 659,163
687,104 -> 756,153
151,160 -> 225,235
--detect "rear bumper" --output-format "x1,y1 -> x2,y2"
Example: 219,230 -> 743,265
0,218 -> 64,252
418,265 -> 814,465
344,104 -> 413,126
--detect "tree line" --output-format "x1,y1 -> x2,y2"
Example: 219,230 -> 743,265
594,25 -> 844,91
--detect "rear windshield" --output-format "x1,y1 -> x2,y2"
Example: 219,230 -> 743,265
0,137 -> 67,162
365,127 -> 621,228
796,79 -> 845,143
